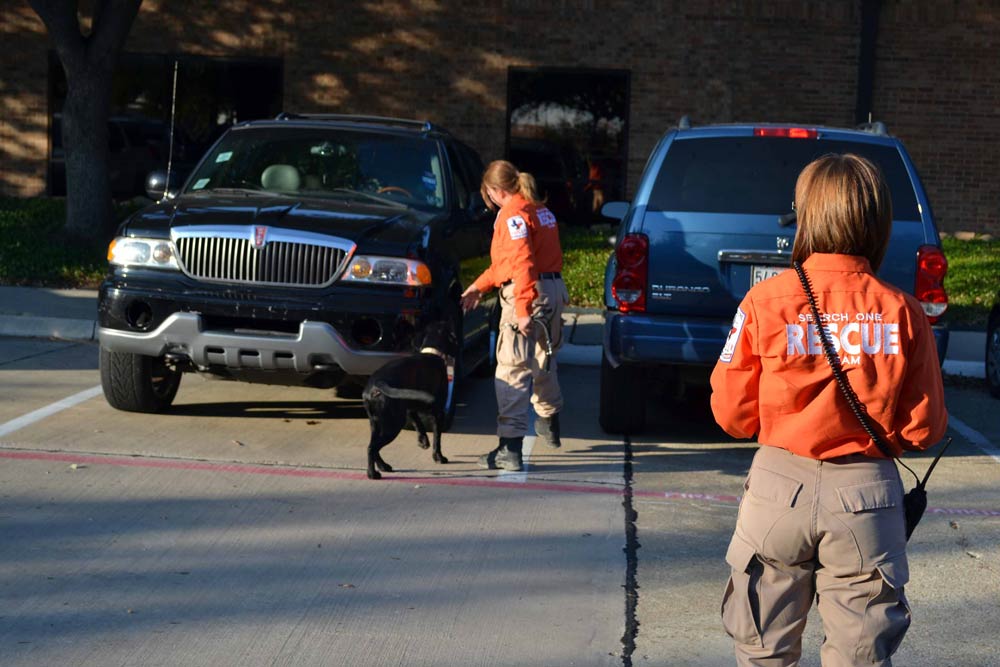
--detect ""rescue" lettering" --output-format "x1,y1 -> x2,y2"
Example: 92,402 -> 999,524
537,208 -> 557,228
785,322 -> 899,356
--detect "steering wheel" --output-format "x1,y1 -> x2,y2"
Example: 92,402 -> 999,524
376,185 -> 413,198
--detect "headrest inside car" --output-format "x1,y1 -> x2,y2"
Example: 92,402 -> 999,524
261,164 -> 301,191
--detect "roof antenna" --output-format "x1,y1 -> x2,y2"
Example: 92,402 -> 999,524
164,59 -> 179,200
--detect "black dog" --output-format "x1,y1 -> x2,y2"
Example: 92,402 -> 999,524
362,321 -> 458,480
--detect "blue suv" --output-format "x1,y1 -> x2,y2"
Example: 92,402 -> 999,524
600,120 -> 949,434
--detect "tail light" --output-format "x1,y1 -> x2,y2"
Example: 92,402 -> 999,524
612,233 -> 648,312
915,245 -> 948,323
753,127 -> 818,139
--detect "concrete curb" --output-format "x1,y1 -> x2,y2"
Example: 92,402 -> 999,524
0,316 -> 97,342
943,360 -> 986,379
556,342 -> 601,367
0,310 -> 986,379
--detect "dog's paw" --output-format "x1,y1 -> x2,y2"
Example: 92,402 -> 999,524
367,469 -> 382,480
417,434 -> 430,449
434,454 -> 449,464
376,461 -> 394,473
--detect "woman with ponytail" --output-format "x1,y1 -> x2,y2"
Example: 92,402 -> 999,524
461,160 -> 569,470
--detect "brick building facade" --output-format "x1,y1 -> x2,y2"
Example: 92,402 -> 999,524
1,0 -> 997,233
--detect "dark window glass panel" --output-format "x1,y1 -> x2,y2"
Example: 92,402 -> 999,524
648,137 -> 920,220
48,52 -> 283,197
506,68 -> 630,225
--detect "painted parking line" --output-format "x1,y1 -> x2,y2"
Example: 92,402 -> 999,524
0,385 -> 103,438
498,435 -> 536,482
2,447 -> 998,518
948,416 -> 1000,464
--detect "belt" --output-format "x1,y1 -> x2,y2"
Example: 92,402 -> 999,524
500,272 -> 560,288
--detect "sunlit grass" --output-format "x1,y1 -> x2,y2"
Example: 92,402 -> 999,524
0,197 -> 107,287
941,236 -> 999,330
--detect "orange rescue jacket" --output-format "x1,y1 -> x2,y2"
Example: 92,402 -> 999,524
531,205 -> 563,274
473,194 -> 562,318
710,253 -> 947,459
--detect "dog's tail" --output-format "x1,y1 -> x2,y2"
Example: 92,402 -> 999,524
370,381 -> 435,404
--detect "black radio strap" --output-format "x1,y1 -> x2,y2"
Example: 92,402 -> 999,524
791,261 -> 951,488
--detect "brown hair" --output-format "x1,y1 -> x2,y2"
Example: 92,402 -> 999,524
791,153 -> 893,271
480,159 -> 542,210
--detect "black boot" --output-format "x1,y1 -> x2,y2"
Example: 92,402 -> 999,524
535,413 -> 561,449
478,437 -> 523,471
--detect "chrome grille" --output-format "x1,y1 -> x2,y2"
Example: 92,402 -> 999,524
173,227 -> 352,287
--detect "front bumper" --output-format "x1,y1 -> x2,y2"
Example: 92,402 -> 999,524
98,273 -> 431,375
604,311 -> 951,368
98,312 -> 405,376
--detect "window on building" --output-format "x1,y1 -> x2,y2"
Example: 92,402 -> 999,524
506,68 -> 629,226
47,52 -> 283,198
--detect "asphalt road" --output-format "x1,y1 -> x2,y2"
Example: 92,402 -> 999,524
0,338 -> 997,667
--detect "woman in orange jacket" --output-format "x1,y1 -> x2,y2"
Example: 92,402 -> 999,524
460,160 -> 568,471
710,154 -> 947,666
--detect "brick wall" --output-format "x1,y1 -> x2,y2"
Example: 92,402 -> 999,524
2,0 -> 997,234
0,5 -> 50,196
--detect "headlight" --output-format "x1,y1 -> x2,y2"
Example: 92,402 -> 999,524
108,237 -> 180,270
340,255 -> 432,286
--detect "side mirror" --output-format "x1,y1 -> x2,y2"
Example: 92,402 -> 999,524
469,192 -> 491,217
145,170 -> 180,201
601,201 -> 630,221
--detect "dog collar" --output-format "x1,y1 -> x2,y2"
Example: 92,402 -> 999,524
419,347 -> 454,366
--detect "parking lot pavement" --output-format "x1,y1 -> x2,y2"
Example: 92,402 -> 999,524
628,384 -> 1000,667
1,324 -> 997,666
0,343 -> 627,666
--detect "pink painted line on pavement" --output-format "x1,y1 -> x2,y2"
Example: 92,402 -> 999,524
3,448 -> 999,517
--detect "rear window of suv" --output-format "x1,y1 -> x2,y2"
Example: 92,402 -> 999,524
648,136 -> 921,220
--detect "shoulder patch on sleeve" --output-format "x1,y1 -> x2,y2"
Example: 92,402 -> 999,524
719,307 -> 746,363
506,215 -> 528,240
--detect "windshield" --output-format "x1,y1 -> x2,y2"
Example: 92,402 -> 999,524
184,126 -> 447,210
648,136 -> 921,220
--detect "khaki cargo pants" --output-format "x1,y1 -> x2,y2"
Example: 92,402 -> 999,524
722,445 -> 911,667
495,278 -> 569,438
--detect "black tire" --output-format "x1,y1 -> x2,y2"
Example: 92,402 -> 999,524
100,348 -> 181,413
987,310 -> 1000,399
599,353 -> 646,434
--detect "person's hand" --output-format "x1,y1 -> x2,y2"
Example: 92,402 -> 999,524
460,286 -> 481,313
517,315 -> 532,336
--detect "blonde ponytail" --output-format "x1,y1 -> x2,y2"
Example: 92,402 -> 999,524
516,171 -> 542,205
481,159 -> 543,208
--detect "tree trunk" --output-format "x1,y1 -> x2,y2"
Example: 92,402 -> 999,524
62,67 -> 114,240
29,0 -> 144,241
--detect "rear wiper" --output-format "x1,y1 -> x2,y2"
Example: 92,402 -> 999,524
328,188 -> 409,209
778,211 -> 797,227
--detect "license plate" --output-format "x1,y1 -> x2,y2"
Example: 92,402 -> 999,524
751,265 -> 787,286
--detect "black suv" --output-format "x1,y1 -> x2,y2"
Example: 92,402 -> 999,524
97,114 -> 495,427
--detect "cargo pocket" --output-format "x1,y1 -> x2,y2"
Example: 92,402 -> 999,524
837,478 -> 906,547
721,534 -> 763,647
746,467 -> 803,507
836,479 -> 900,513
495,324 -> 531,367
857,554 -> 912,662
